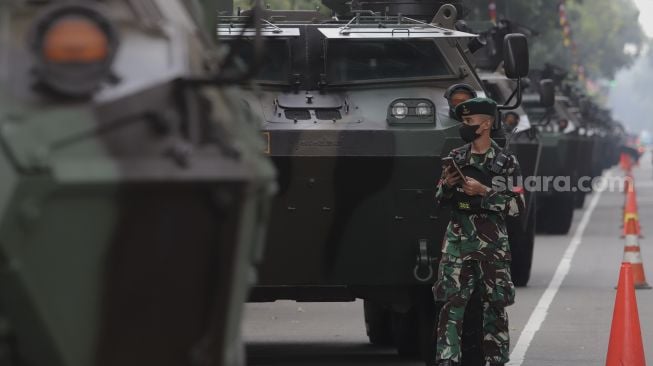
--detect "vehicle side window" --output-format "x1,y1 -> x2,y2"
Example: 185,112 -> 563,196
224,38 -> 290,82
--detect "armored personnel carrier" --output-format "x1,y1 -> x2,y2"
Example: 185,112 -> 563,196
219,1 -> 529,363
579,101 -> 622,178
557,81 -> 603,209
535,65 -> 621,211
479,73 -> 547,285
555,95 -> 621,210
522,93 -> 583,234
0,1 -> 274,366
595,115 -> 621,172
469,19 -> 554,286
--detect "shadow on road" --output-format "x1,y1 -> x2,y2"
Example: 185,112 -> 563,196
246,342 -> 421,365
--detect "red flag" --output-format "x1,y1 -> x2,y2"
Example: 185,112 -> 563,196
489,0 -> 497,23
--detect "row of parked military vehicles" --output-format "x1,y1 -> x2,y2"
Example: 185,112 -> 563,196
0,1 -> 627,366
220,2 -> 626,365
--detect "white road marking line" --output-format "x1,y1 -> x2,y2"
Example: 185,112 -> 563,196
508,175 -> 607,365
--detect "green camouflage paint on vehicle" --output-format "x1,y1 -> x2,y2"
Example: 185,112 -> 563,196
0,1 -> 274,365
215,1 -> 529,364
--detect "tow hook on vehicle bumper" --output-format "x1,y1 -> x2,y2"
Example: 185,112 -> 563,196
413,239 -> 435,282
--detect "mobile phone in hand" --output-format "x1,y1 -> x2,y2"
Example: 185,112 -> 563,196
442,157 -> 466,179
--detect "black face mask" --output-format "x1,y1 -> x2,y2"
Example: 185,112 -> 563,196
503,123 -> 516,133
449,107 -> 458,120
459,123 -> 482,143
448,104 -> 461,121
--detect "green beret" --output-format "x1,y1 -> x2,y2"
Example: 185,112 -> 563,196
455,97 -> 498,120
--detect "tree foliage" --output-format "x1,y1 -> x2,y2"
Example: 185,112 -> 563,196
464,0 -> 645,79
234,0 -> 324,11
608,46 -> 653,132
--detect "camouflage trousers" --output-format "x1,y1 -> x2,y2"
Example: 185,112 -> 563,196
432,254 -> 515,364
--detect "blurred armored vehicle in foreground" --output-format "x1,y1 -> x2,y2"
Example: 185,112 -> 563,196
219,1 -> 530,363
0,1 -> 274,365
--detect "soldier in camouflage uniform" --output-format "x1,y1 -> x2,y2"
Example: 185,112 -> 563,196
433,98 -> 524,366
444,83 -> 477,120
502,111 -> 520,134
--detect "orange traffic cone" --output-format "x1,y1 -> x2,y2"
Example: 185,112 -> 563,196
605,263 -> 647,366
621,220 -> 651,289
620,152 -> 632,173
622,174 -> 632,229
624,172 -> 634,196
623,183 -> 642,238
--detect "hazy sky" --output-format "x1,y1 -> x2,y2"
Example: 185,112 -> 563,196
608,0 -> 653,133
634,0 -> 653,37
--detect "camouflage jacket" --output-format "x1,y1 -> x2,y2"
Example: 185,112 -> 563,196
435,141 -> 524,261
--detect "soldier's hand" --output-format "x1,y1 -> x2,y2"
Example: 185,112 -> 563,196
444,166 -> 463,188
462,177 -> 489,196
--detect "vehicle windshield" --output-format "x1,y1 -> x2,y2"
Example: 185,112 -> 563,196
523,101 -> 551,124
224,38 -> 290,83
326,39 -> 453,83
482,81 -> 507,104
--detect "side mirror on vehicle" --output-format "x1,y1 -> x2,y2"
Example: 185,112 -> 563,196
494,111 -> 503,131
498,34 -> 529,112
503,33 -> 529,79
539,79 -> 555,108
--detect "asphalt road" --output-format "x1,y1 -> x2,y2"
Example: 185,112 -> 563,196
243,153 -> 653,365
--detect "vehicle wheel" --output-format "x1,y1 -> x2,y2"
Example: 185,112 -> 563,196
509,202 -> 536,287
363,300 -> 393,346
546,193 -> 575,234
574,191 -> 586,209
392,288 -> 437,362
390,291 -> 487,364
535,195 -> 549,234
392,306 -> 420,358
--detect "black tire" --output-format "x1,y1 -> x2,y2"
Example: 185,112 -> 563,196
509,201 -> 536,287
399,289 -> 486,366
535,193 -> 548,234
363,300 -> 393,346
391,288 -> 437,363
392,306 -> 420,359
574,190 -> 586,209
546,192 -> 575,234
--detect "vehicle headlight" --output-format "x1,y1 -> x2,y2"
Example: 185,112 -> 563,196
391,102 -> 408,119
387,99 -> 436,125
416,102 -> 433,117
30,3 -> 119,97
